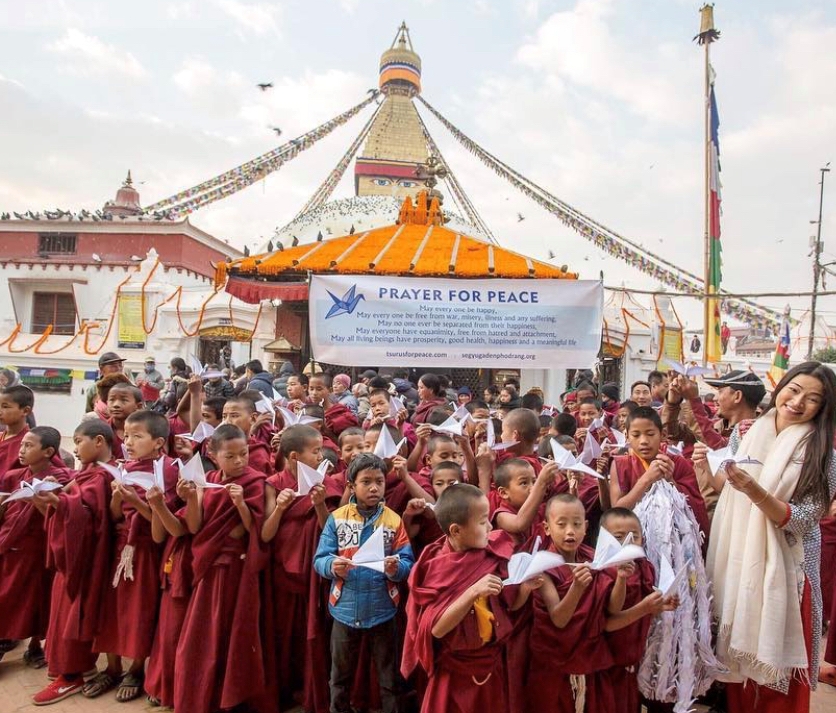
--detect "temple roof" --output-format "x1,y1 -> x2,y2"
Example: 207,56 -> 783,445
216,192 -> 575,293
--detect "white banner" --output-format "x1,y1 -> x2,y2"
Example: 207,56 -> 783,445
309,275 -> 603,369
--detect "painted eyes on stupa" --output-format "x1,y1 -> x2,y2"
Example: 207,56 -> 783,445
369,178 -> 419,188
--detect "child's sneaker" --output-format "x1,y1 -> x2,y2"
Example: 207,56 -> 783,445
32,676 -> 83,706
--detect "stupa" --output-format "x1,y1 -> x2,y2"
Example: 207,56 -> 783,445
269,23 -> 488,247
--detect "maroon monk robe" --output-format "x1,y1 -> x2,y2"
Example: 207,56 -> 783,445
0,427 -> 27,475
248,437 -> 275,477
613,453 -> 710,542
44,463 -> 114,675
827,576 -> 836,665
93,456 -> 179,660
600,558 -> 657,713
408,509 -> 445,558
145,524 -> 192,708
174,467 -> 269,713
527,544 -> 615,713
106,418 -> 126,459
264,469 -> 343,713
411,398 -> 447,426
821,515 -> 836,622
324,402 -> 359,436
402,531 -> 517,713
0,462 -> 71,640
384,468 -> 434,516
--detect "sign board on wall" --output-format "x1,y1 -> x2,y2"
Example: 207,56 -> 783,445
117,294 -> 146,349
309,275 -> 603,369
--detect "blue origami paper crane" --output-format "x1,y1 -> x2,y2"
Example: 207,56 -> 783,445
325,284 -> 366,319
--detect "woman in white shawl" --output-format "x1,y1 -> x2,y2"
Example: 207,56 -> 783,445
694,362 -> 836,712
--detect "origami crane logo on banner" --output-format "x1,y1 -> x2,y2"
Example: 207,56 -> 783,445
325,284 -> 366,319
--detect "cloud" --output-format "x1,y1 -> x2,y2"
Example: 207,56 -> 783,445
515,0 -> 692,124
45,28 -> 147,79
212,0 -> 281,37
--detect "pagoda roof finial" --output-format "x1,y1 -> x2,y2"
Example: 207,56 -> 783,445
124,170 -> 133,187
392,21 -> 413,51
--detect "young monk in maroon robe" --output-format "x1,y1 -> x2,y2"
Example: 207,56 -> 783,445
105,383 -> 143,459
0,426 -> 71,668
402,461 -> 461,556
88,411 -> 179,703
527,494 -> 622,713
145,474 -> 194,708
598,508 -> 677,713
32,420 -> 115,705
174,424 -> 269,713
262,424 -> 341,713
306,374 -> 359,437
0,385 -> 32,475
363,424 -> 435,515
492,458 -> 559,546
609,406 -> 710,542
402,483 -> 540,713
222,395 -> 275,476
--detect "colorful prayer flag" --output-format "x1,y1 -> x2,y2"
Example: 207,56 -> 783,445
705,69 -> 723,363
767,311 -> 791,387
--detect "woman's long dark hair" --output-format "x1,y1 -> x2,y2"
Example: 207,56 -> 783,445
418,373 -> 444,398
767,361 -> 836,505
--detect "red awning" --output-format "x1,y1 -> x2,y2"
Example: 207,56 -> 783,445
225,277 -> 309,304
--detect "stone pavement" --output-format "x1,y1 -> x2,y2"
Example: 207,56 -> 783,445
1,641 -> 835,712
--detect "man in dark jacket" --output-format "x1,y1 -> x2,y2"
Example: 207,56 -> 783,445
245,359 -> 274,398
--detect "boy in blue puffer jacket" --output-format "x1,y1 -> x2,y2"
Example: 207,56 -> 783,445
314,452 -> 414,713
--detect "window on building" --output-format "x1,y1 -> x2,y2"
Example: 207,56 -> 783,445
31,292 -> 77,335
38,233 -> 77,255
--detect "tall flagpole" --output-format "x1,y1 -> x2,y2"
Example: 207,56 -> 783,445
696,5 -> 720,367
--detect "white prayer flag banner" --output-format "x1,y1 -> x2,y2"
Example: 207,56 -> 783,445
309,275 -> 603,369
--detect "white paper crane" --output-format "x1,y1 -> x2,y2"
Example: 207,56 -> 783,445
178,455 -> 224,489
180,422 -> 216,444
1,478 -> 64,503
428,415 -> 465,437
656,553 -> 689,596
569,528 -> 646,571
705,446 -> 762,476
188,355 -> 225,381
387,396 -> 406,420
346,525 -> 396,573
295,460 -> 332,496
579,431 -> 602,465
661,358 -> 712,379
373,427 -> 406,459
484,418 -> 518,452
548,439 -> 605,480
503,536 -> 566,585
276,405 -> 322,428
97,461 -> 157,491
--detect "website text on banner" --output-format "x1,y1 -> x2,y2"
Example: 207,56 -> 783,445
309,275 -> 603,369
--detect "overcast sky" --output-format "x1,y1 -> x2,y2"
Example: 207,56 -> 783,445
1,0 -> 834,331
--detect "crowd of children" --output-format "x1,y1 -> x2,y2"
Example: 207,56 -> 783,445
0,361 -> 834,713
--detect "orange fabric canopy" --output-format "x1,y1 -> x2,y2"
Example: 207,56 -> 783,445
214,192 -> 576,289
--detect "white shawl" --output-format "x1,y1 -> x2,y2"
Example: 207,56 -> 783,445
706,410 -> 810,686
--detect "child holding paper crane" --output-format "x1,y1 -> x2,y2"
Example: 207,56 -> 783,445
314,453 -> 414,713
